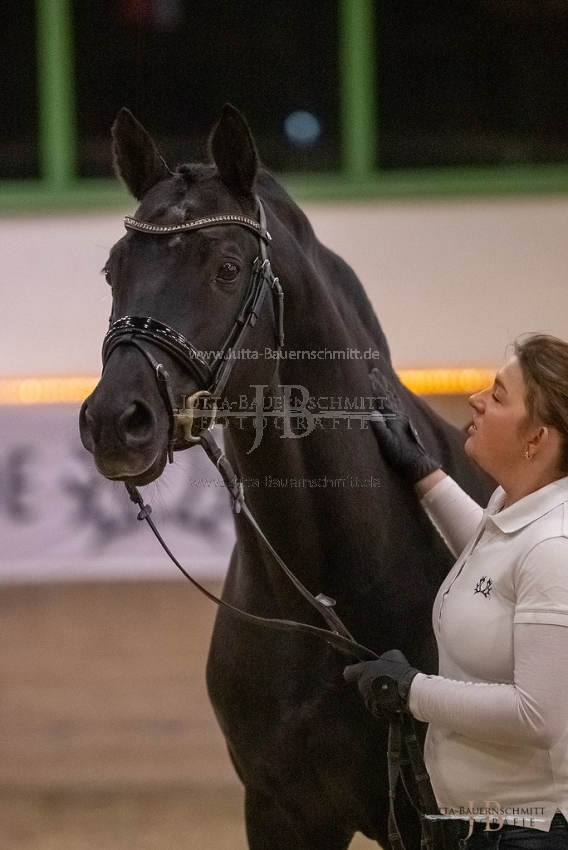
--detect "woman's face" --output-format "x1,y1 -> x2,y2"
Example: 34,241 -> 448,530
465,355 -> 531,480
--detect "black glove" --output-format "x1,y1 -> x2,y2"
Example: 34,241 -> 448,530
370,398 -> 441,485
344,650 -> 420,719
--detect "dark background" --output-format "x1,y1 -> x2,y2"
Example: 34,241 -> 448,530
2,0 -> 568,179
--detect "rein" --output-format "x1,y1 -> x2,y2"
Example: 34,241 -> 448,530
125,433 -> 376,662
103,197 -> 451,850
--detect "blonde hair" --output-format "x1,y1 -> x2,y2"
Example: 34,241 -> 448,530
514,333 -> 568,475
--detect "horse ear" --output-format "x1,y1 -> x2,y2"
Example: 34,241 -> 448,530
111,108 -> 172,200
209,104 -> 259,197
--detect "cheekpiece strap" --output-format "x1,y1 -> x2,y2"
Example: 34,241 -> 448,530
124,213 -> 272,244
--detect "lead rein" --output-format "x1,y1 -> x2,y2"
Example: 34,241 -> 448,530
124,427 -> 376,661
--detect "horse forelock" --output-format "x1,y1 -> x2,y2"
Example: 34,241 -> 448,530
176,162 -> 215,184
135,162 -> 260,226
178,162 -> 258,214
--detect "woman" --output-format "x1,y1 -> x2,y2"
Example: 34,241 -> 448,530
345,333 -> 568,848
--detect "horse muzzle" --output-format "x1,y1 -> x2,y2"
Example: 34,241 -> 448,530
79,387 -> 169,484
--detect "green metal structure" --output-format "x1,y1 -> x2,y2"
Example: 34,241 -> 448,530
1,0 -> 567,213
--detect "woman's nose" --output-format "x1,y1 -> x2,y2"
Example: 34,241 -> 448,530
468,389 -> 485,412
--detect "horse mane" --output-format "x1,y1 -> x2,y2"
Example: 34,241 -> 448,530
256,169 -> 392,363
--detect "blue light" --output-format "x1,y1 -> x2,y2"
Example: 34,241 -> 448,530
284,111 -> 322,148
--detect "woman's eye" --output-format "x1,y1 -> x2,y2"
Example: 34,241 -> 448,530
492,393 -> 500,402
216,262 -> 239,283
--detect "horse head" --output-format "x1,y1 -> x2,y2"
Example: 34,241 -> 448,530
80,105 -> 281,485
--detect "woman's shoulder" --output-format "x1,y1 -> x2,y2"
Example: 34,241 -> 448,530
491,477 -> 568,540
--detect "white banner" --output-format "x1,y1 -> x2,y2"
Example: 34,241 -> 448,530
0,406 -> 235,582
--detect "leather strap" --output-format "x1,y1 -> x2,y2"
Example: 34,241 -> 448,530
103,316 -> 214,388
124,212 -> 271,243
125,478 -> 377,662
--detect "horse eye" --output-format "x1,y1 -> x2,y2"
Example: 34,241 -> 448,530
216,262 -> 239,283
103,267 -> 112,286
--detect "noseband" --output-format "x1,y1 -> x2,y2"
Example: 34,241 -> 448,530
101,199 -> 284,460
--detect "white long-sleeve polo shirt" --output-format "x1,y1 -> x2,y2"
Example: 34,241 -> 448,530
408,475 -> 568,831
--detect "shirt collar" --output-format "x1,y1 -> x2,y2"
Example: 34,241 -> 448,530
486,476 -> 568,533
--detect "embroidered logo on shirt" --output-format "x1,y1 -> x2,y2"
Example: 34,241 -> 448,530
474,576 -> 492,598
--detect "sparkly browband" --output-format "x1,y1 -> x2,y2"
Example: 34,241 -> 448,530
124,213 -> 271,242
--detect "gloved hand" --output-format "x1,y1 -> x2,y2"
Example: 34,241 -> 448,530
370,398 -> 441,485
344,650 -> 420,719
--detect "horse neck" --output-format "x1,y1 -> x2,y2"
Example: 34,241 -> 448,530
226,212 -> 402,481
214,187 -> 432,604
220,262 -> 401,608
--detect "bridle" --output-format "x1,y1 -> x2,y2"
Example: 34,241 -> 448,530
101,196 -> 366,647
102,200 -> 284,461
99,196 -> 452,850
101,200 -> 378,715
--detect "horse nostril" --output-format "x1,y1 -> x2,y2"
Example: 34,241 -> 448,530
117,401 -> 157,447
79,400 -> 97,451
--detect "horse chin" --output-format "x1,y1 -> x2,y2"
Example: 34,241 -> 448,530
94,449 -> 167,486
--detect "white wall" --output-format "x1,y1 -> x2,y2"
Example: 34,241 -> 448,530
1,195 -> 568,377
307,197 -> 568,368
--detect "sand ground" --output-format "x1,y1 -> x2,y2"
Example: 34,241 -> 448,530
0,579 -> 377,849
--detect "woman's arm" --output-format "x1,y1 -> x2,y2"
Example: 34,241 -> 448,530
417,474 -> 484,558
414,469 -> 447,498
408,621 -> 567,749
409,537 -> 568,747
370,400 -> 485,556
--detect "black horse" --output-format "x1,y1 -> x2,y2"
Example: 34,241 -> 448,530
80,105 -> 491,850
